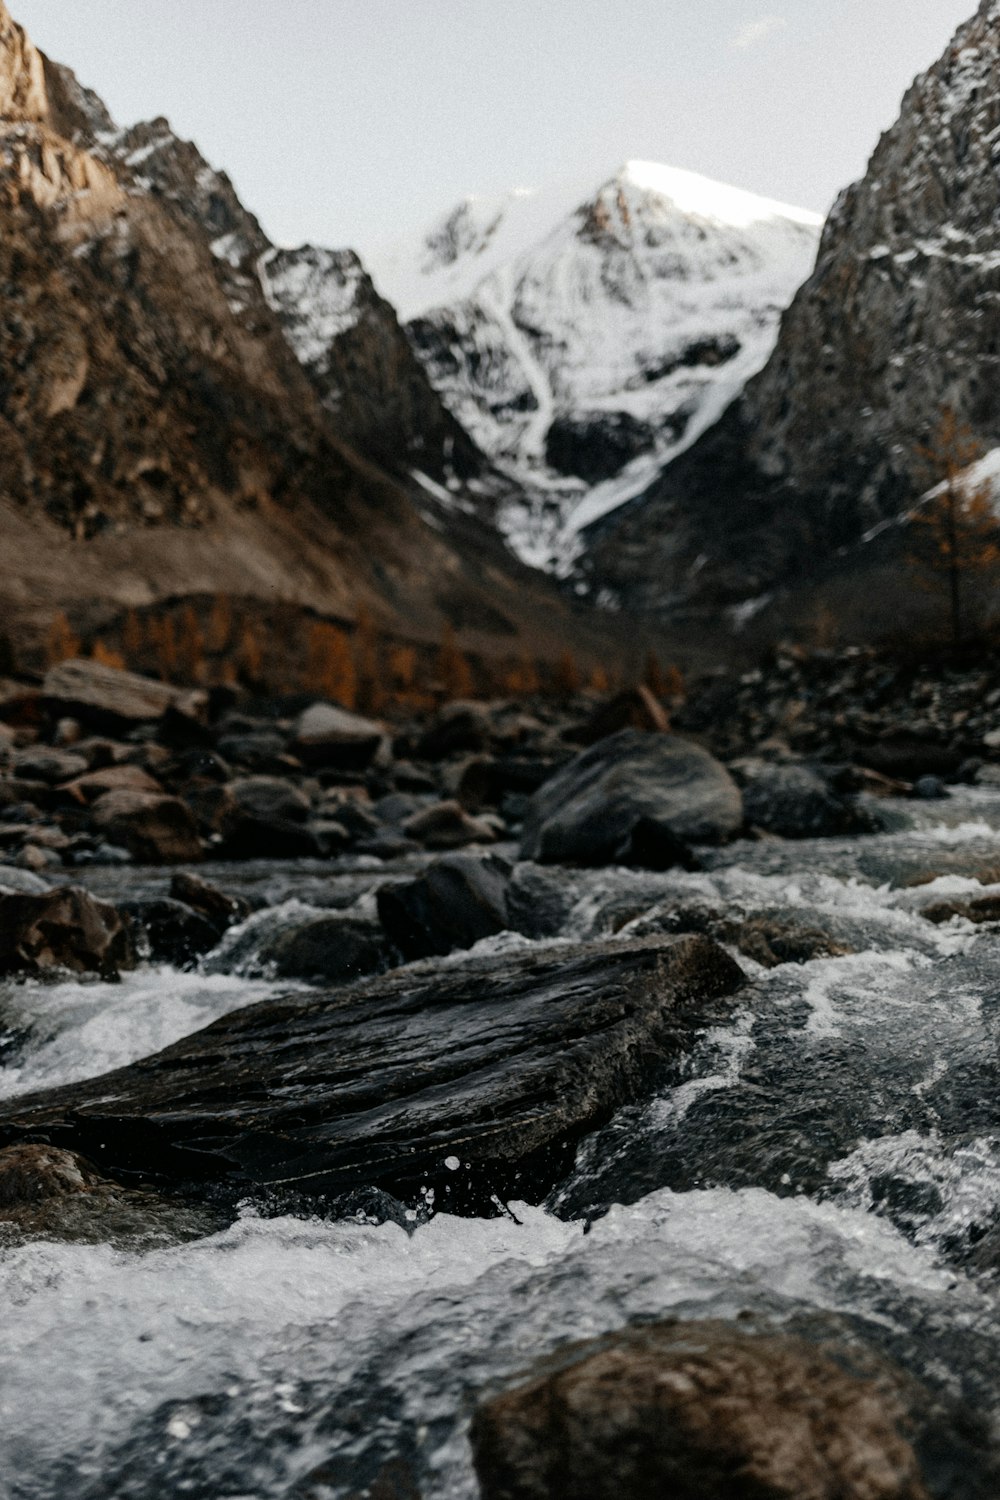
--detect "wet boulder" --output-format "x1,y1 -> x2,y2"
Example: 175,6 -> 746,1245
169,872 -> 250,932
291,702 -> 387,771
0,934 -> 745,1213
120,898 -> 222,967
742,765 -> 874,839
520,730 -> 742,865
90,789 -> 203,864
0,1144 -> 109,1209
0,886 -> 135,978
471,1319 -> 931,1500
258,913 -> 391,983
376,854 -> 512,959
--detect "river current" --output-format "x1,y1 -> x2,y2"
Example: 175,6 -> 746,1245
4,792 -> 1000,1497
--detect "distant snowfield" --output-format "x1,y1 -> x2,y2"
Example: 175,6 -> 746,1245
365,161 -> 823,573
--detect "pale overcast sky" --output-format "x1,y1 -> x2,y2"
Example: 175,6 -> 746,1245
12,0 -> 979,256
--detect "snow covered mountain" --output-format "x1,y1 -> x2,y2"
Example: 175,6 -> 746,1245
367,161 -> 821,569
581,0 -> 1000,625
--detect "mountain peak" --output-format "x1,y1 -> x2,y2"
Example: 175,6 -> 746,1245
0,2 -> 47,123
614,160 -> 823,230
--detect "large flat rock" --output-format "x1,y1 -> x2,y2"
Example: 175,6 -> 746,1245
0,935 -> 744,1213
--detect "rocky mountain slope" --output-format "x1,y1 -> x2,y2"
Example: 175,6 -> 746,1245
582,0 -> 1000,621
0,2 -> 616,664
368,162 -> 820,569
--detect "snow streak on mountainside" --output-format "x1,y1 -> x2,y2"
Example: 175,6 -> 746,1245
368,162 -> 821,571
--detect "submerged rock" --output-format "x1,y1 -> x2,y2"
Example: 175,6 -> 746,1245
520,730 -> 742,865
0,935 -> 744,1213
0,886 -> 135,978
259,913 -> 391,983
471,1319 -> 932,1500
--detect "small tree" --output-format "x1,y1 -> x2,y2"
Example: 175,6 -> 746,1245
437,623 -> 474,701
909,407 -> 1000,646
46,611 -> 80,666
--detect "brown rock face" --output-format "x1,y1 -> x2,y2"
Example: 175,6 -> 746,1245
472,1320 -> 931,1500
0,4 -> 610,669
0,885 -> 135,976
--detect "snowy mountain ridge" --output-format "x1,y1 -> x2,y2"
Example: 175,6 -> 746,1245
367,161 -> 822,572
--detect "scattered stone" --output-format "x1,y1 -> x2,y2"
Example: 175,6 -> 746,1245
376,854 -> 512,959
0,886 -> 135,978
0,867 -> 51,895
521,730 -> 742,865
90,789 -> 203,864
0,935 -> 745,1211
471,1319 -> 931,1500
42,659 -> 196,734
922,895 -> 1000,926
402,799 -> 498,850
13,748 -> 88,785
62,763 -> 164,803
291,701 -> 387,770
229,776 -> 311,824
913,775 -> 947,800
416,701 -> 493,760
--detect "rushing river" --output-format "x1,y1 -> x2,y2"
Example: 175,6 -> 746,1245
4,793 -> 1000,1497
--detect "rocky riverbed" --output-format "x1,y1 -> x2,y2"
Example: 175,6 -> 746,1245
5,655 -> 1000,1495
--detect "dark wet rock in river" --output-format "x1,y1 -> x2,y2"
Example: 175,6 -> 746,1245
168,871 -> 250,932
0,935 -> 745,1213
520,730 -> 742,865
291,701 -> 387,771
120,898 -> 223,967
90,788 -> 204,864
742,764 -> 875,839
624,901 -> 854,969
471,1319 -> 933,1500
0,885 -> 135,978
376,853 -> 512,959
505,864 -> 575,940
921,895 -> 1000,927
258,913 -> 392,983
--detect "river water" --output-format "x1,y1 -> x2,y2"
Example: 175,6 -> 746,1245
4,793 -> 1000,1497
